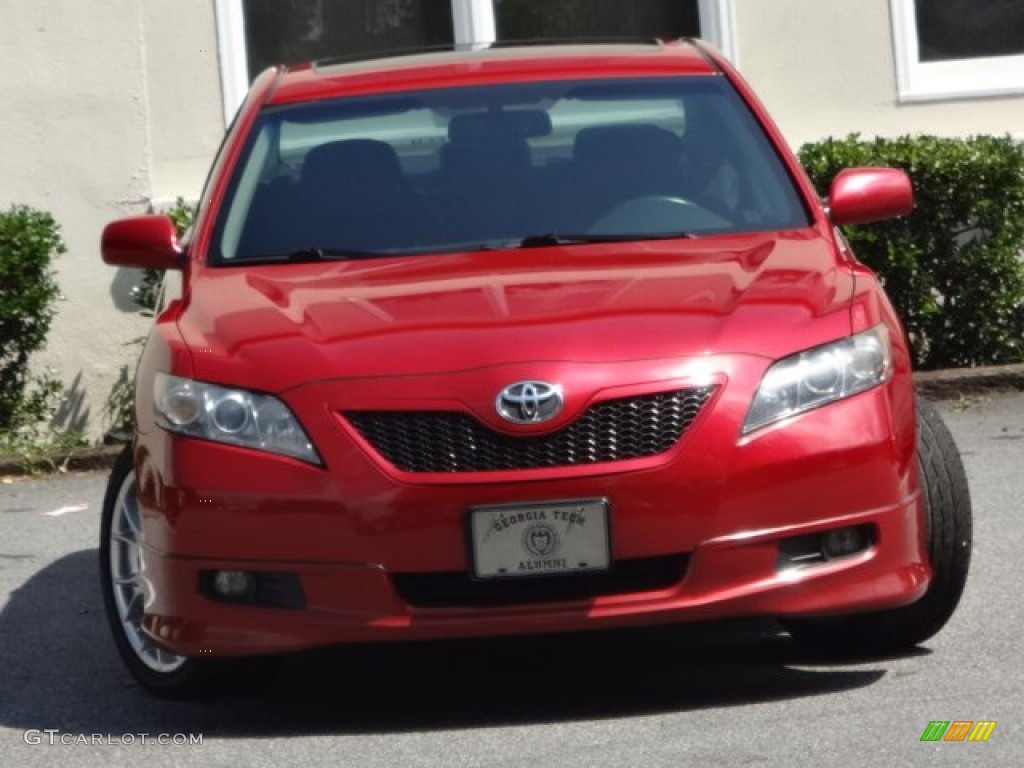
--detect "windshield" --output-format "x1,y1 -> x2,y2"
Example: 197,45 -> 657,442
210,76 -> 810,264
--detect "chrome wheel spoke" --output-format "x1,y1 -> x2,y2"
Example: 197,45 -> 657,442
111,532 -> 136,547
121,492 -> 142,538
108,468 -> 187,675
123,587 -> 144,622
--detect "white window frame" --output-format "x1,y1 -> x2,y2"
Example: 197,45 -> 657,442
451,0 -> 495,49
890,0 -> 1024,102
698,0 -> 736,62
214,0 -> 250,126
214,0 -> 737,124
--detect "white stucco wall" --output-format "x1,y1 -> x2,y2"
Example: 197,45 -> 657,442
0,0 -> 224,438
732,0 -> 1024,149
142,1 -> 226,202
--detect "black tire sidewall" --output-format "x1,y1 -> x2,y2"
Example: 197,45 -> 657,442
98,445 -> 207,697
784,398 -> 973,651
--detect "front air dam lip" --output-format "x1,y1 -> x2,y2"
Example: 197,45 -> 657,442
138,493 -> 926,657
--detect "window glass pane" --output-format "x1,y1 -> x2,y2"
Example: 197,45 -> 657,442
915,0 -> 1024,62
495,0 -> 700,41
211,76 -> 809,263
242,0 -> 454,78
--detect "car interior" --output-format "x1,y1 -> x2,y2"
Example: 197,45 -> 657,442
220,78 -> 809,262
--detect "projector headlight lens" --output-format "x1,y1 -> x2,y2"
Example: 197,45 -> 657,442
743,326 -> 892,435
154,373 -> 320,464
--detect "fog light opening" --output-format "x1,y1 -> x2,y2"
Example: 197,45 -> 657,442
201,570 -> 307,609
822,526 -> 872,560
777,525 -> 874,571
212,570 -> 254,599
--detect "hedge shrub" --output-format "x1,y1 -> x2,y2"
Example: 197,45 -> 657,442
0,205 -> 65,431
799,134 -> 1024,370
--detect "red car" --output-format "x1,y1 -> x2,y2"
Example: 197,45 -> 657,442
100,39 -> 971,697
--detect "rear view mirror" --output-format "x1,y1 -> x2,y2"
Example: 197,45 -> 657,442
828,168 -> 914,226
101,215 -> 182,270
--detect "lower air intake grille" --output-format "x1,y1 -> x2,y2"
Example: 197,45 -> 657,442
392,554 -> 690,608
344,386 -> 713,473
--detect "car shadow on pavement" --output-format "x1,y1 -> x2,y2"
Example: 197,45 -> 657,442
0,549 -> 923,737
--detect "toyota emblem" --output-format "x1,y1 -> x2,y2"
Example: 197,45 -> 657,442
496,381 -> 563,424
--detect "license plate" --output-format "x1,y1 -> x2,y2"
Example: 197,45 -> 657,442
468,499 -> 610,579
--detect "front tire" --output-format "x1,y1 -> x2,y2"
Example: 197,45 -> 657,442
99,445 -> 280,698
784,398 -> 972,652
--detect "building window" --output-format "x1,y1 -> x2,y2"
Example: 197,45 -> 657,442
494,0 -> 700,41
891,0 -> 1024,101
242,0 -> 453,77
214,0 -> 735,123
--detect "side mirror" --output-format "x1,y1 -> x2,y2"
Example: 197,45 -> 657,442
828,167 -> 914,226
101,215 -> 183,270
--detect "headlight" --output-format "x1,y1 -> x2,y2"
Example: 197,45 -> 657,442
742,325 -> 892,435
154,373 -> 320,464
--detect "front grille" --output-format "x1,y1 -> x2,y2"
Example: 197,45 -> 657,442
344,386 -> 714,473
392,554 -> 689,608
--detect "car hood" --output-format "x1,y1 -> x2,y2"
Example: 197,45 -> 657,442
179,232 -> 854,391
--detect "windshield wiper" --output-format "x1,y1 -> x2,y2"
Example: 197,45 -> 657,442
283,247 -> 387,262
516,231 -> 696,248
223,247 -> 389,266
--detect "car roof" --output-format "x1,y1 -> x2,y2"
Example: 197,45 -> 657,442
264,39 -> 721,106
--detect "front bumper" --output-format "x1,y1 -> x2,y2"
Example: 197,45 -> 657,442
141,495 -> 926,656
133,363 -> 926,657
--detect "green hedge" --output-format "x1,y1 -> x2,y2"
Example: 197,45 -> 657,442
0,205 -> 65,431
799,134 -> 1024,370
